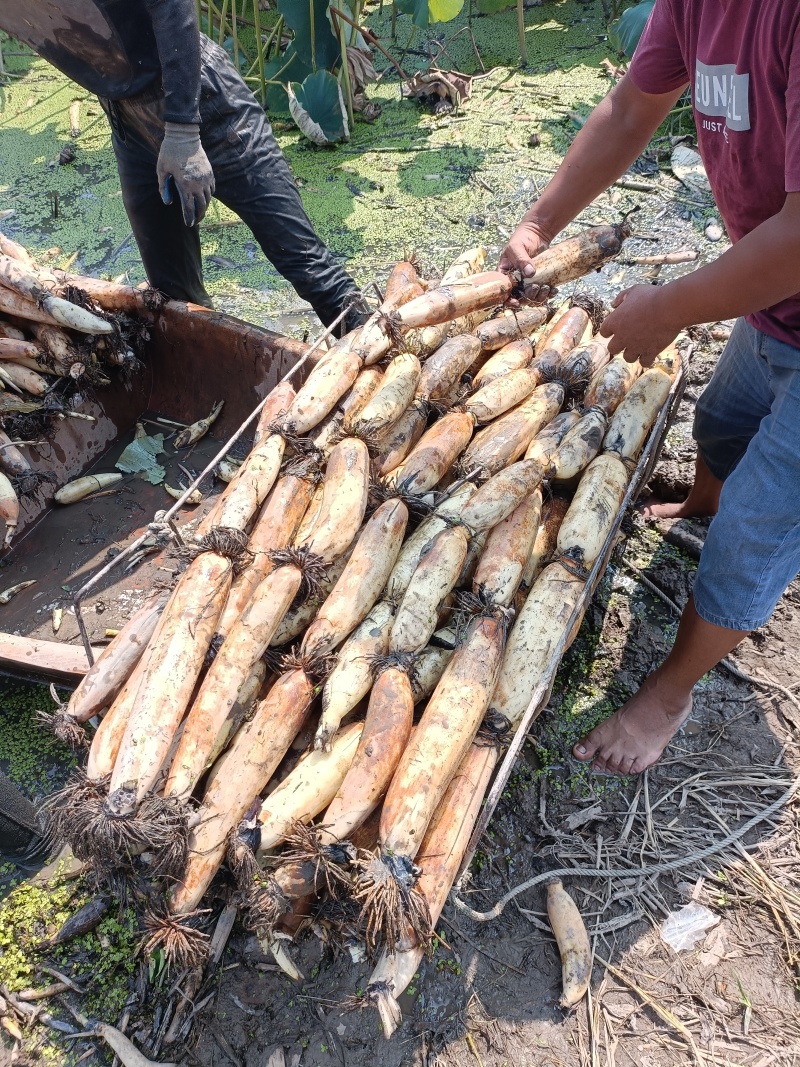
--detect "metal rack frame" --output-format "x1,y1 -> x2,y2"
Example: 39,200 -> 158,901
455,355 -> 688,885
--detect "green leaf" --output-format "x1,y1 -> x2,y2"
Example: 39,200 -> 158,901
264,47 -> 313,114
288,69 -> 349,144
396,0 -> 428,28
327,1 -> 368,49
265,79 -> 290,115
428,0 -> 464,22
265,0 -> 338,113
278,0 -> 340,72
397,0 -> 464,28
115,433 -> 166,485
609,0 -> 656,58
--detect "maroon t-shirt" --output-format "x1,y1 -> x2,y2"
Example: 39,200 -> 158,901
629,0 -> 800,347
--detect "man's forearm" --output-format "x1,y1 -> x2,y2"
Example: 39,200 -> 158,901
599,193 -> 800,363
660,201 -> 800,328
523,76 -> 685,241
145,0 -> 202,125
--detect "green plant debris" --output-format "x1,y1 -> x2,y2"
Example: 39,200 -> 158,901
534,608 -> 630,795
0,878 -> 76,991
0,874 -> 139,1053
115,431 -> 166,484
528,513 -> 702,797
0,678 -> 76,797
65,907 -> 139,1018
628,517 -> 699,574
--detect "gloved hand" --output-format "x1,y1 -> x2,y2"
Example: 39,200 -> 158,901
338,292 -> 371,336
156,122 -> 215,227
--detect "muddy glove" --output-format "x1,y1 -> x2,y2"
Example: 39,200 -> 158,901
157,122 -> 215,228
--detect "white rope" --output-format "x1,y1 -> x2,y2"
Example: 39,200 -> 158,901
452,777 -> 798,922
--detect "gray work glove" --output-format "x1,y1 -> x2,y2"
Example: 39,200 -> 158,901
157,122 -> 215,227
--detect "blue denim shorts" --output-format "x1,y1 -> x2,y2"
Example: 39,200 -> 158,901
692,318 -> 800,630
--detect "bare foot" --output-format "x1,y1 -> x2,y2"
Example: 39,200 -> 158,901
641,497 -> 715,520
641,456 -> 723,521
572,675 -> 693,775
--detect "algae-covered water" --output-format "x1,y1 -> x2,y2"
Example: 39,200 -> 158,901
0,678 -> 142,1033
0,0 -> 620,333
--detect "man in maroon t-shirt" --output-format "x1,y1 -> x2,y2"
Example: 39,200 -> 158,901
502,0 -> 800,776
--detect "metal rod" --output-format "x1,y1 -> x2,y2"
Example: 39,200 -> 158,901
71,297 -> 361,665
455,357 -> 687,885
72,600 -> 96,667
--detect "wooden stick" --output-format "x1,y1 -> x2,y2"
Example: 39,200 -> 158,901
329,6 -> 410,83
0,632 -> 102,679
517,0 -> 527,66
613,177 -> 660,194
18,982 -> 72,1001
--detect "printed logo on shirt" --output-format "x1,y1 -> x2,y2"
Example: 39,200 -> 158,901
694,60 -> 750,132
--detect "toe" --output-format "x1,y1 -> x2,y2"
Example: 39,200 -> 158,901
604,756 -> 626,777
591,755 -> 610,775
601,745 -> 634,777
573,733 -> 601,762
630,754 -> 654,775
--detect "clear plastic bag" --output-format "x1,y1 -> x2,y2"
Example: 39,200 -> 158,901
660,903 -> 720,951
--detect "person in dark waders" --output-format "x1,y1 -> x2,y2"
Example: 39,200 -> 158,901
0,0 -> 369,334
